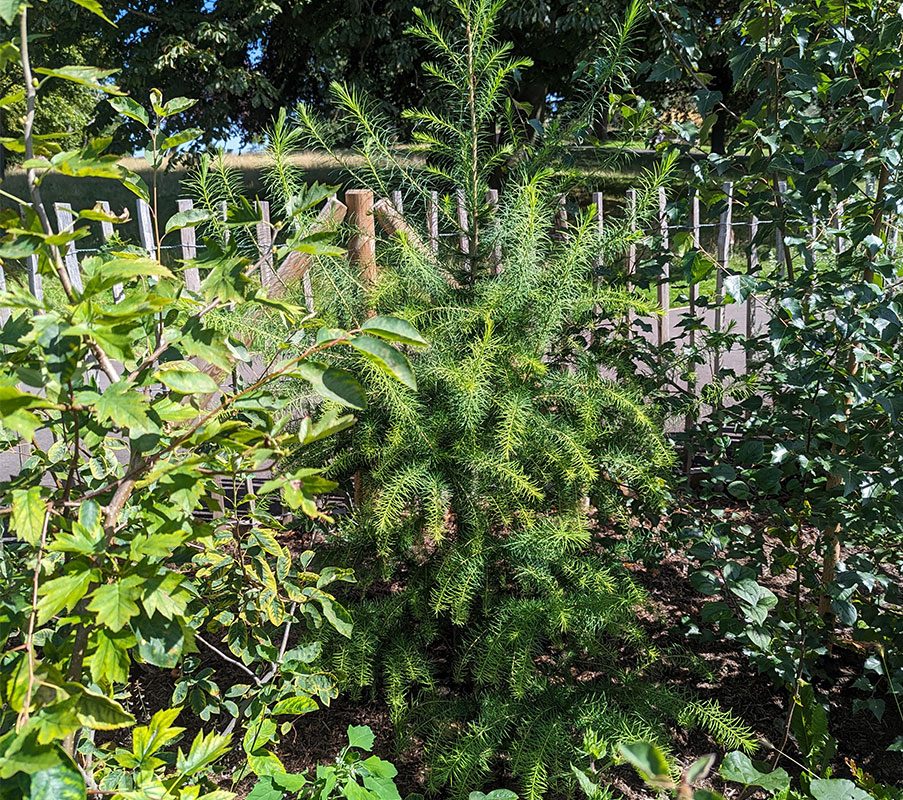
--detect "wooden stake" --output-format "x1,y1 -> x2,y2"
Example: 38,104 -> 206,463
346,189 -> 378,291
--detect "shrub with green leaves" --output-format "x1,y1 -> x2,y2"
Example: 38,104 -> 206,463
239,1 -> 760,796
0,3 -> 419,795
645,0 -> 903,757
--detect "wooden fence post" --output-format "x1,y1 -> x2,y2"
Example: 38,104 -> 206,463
54,203 -> 83,292
177,199 -> 201,293
347,188 -> 376,507
136,198 -> 157,260
657,187 -> 670,345
346,189 -> 377,292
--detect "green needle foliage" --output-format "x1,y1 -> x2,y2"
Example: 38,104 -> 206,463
250,1 -> 757,796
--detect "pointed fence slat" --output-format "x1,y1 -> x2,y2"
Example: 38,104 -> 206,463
684,189 -> 702,473
625,188 -> 638,335
301,197 -> 316,313
219,200 -> 229,243
593,192 -> 604,252
835,200 -> 845,255
177,199 -> 201,293
136,198 -> 157,259
688,190 -> 700,349
96,200 -> 123,302
27,254 -> 42,302
486,188 -> 500,271
256,200 -> 276,291
554,194 -> 567,238
714,182 -> 734,376
97,200 -> 115,242
657,187 -> 670,345
456,189 -> 470,255
775,179 -> 788,276
626,188 -> 637,281
54,203 -> 83,291
746,215 -> 759,365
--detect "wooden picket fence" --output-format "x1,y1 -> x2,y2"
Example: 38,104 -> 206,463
5,180 -> 898,391
4,181 -> 901,484
1,182 -> 780,338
